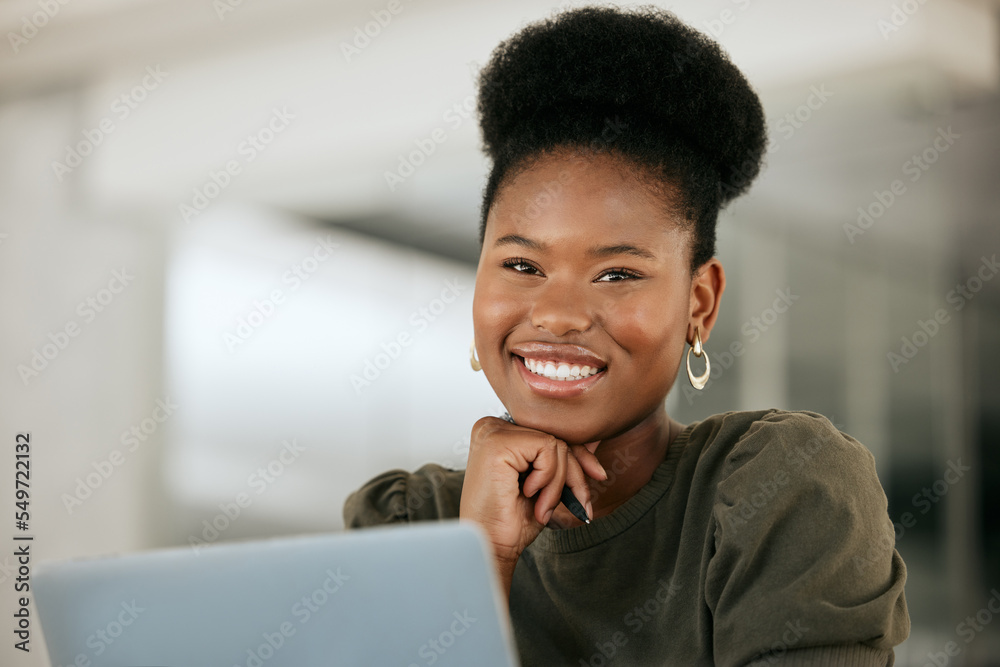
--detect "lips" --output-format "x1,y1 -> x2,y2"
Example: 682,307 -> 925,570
509,342 -> 607,397
509,342 -> 607,369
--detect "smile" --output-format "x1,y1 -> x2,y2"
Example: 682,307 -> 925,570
521,357 -> 603,381
512,354 -> 606,398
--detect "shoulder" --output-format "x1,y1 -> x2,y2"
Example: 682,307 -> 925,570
691,410 -> 910,662
342,463 -> 465,528
692,408 -> 887,545
686,408 -> 876,488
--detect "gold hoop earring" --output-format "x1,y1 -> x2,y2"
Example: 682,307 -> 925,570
470,341 -> 482,372
686,327 -> 710,390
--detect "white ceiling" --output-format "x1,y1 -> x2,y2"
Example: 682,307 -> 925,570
1,0 -> 997,260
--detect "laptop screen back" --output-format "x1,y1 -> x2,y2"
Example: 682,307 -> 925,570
34,520 -> 520,667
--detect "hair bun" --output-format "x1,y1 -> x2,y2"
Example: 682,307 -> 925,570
475,5 -> 768,268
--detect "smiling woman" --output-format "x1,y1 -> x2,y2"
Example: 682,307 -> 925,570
343,5 -> 909,666
473,150 -> 699,446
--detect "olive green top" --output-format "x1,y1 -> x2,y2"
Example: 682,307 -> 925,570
342,409 -> 910,666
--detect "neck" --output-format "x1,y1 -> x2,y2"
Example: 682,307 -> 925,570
586,403 -> 680,518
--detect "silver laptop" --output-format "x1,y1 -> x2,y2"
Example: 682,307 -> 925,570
34,519 -> 520,667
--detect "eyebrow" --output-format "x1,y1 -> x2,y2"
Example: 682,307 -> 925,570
493,234 -> 657,261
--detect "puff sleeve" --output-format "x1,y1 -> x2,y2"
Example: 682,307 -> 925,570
705,411 -> 909,666
342,463 -> 465,528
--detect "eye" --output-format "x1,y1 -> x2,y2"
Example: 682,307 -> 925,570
501,257 -> 541,275
596,268 -> 642,282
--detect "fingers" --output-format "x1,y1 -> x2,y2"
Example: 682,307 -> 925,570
520,435 -> 559,497
520,440 -> 566,524
571,442 -> 607,482
522,439 -> 606,524
533,443 -> 567,524
472,417 -> 606,527
563,451 -> 593,520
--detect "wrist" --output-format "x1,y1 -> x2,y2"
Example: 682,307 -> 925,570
494,554 -> 517,602
495,552 -> 518,576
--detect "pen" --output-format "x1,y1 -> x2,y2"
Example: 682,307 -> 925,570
500,411 -> 592,525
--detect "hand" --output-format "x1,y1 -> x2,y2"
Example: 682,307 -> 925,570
459,416 -> 607,596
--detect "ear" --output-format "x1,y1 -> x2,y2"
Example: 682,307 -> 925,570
687,258 -> 725,345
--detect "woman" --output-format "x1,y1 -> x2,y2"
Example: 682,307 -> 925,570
343,5 -> 909,665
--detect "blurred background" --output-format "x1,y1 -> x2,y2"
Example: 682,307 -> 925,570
1,0 -> 998,664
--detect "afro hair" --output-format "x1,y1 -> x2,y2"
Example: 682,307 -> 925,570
475,4 -> 768,272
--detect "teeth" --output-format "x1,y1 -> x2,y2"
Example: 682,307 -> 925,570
521,357 -> 602,381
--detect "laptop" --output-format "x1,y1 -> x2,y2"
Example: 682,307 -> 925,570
34,519 -> 521,667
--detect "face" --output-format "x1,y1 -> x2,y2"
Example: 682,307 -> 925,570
473,149 -> 696,446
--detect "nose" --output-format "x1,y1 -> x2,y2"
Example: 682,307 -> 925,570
529,278 -> 593,336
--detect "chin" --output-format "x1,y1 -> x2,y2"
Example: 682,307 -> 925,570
506,404 -> 600,445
